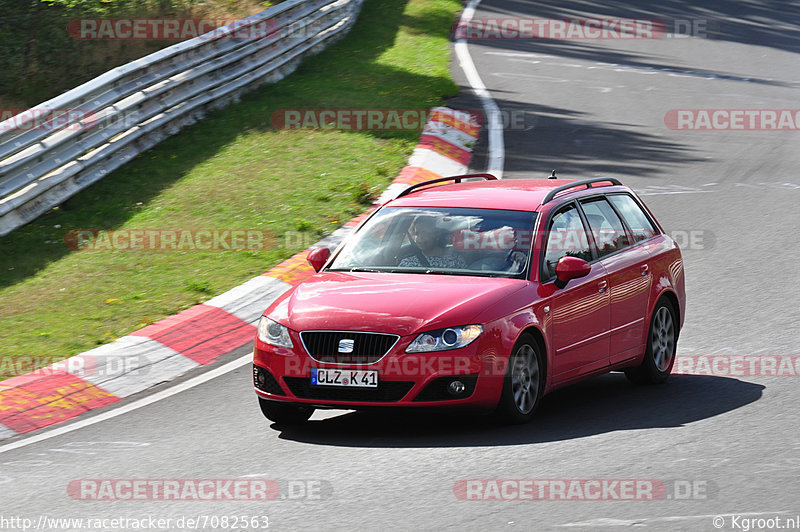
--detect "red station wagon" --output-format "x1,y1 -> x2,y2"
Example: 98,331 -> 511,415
253,175 -> 685,425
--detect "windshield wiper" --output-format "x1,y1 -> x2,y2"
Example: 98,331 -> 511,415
418,270 -> 522,278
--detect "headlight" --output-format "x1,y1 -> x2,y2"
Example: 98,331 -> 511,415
406,325 -> 483,353
258,316 -> 293,348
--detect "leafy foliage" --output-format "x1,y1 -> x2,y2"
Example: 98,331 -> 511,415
0,0 -> 269,106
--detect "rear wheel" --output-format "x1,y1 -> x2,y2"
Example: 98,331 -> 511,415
258,398 -> 314,425
625,298 -> 677,384
495,334 -> 543,424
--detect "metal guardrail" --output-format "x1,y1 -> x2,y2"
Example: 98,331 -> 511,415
0,0 -> 364,236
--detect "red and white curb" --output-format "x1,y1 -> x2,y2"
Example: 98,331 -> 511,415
0,107 -> 479,440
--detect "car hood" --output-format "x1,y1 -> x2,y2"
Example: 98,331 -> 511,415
269,271 -> 528,336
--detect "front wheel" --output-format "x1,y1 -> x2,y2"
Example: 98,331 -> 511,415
495,334 -> 544,424
625,298 -> 677,384
259,398 -> 314,425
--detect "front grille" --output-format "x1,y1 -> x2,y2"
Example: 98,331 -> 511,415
299,331 -> 399,364
253,365 -> 285,396
413,376 -> 478,402
283,377 -> 414,402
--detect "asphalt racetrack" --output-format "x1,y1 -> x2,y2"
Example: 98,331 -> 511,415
1,1 -> 799,530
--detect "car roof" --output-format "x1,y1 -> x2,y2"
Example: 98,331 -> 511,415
387,178 -> 631,211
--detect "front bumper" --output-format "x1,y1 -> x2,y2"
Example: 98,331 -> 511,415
252,339 -> 505,410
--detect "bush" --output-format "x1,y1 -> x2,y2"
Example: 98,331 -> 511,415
0,0 -> 268,107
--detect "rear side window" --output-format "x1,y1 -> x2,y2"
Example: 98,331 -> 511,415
608,194 -> 658,243
580,198 -> 630,258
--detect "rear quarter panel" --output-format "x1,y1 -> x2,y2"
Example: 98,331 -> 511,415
643,234 -> 686,335
631,190 -> 686,337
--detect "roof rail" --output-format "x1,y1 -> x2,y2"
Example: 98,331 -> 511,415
541,177 -> 622,205
395,173 -> 497,198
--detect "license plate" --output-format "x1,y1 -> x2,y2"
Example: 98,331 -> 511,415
311,368 -> 378,388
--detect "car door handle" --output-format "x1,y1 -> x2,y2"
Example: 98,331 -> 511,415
641,264 -> 649,276
597,280 -> 608,293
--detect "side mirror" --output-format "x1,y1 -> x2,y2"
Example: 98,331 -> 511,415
554,256 -> 591,289
307,247 -> 331,272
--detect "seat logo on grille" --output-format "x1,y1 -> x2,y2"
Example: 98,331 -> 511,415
338,339 -> 355,353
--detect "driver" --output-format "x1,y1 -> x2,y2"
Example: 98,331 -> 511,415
399,215 -> 467,269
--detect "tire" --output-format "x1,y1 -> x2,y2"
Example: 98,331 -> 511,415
258,398 -> 314,425
495,334 -> 544,424
625,298 -> 678,384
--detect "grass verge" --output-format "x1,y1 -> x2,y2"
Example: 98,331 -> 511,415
0,0 -> 461,380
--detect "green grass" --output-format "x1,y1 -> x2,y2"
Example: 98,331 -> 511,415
0,0 -> 461,380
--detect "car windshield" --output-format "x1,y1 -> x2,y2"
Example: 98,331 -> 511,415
327,206 -> 537,278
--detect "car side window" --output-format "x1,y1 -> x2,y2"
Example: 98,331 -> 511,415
542,204 -> 592,281
608,194 -> 658,243
580,198 -> 631,258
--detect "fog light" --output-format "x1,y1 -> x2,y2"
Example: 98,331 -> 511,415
448,380 -> 466,396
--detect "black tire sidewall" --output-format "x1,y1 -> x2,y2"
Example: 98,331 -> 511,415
643,298 -> 678,383
496,334 -> 543,424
